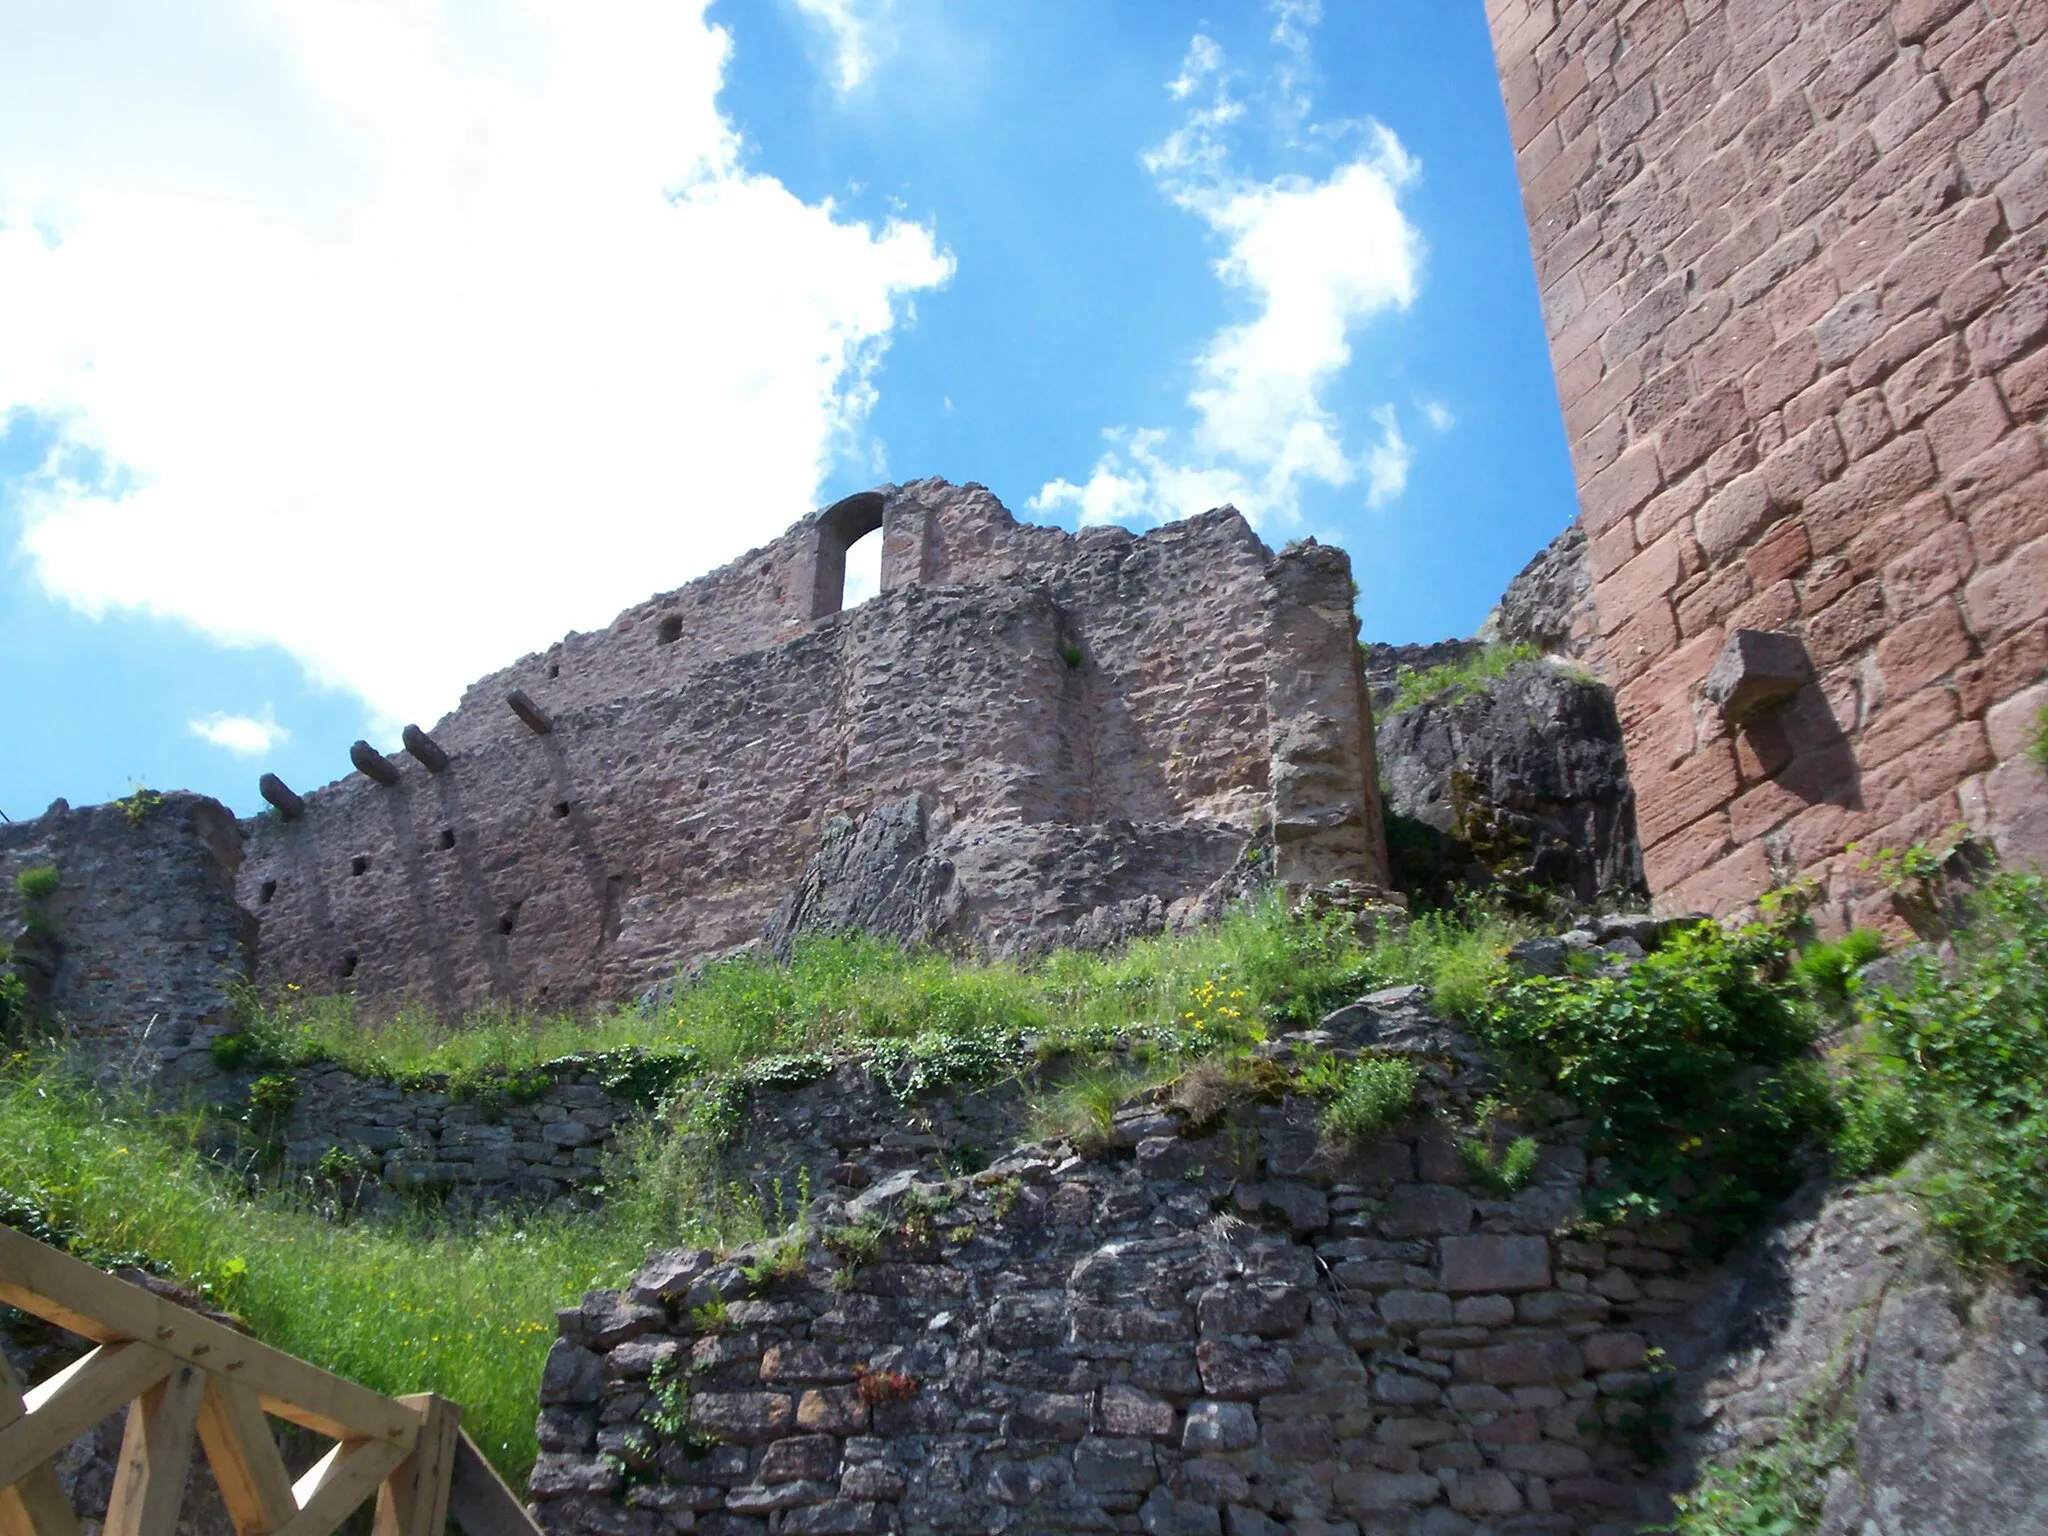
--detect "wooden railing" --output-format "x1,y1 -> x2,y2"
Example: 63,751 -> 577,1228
0,1226 -> 541,1536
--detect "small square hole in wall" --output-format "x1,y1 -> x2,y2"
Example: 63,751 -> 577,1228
259,879 -> 277,905
350,855 -> 370,877
657,614 -> 683,645
499,903 -> 521,936
547,661 -> 560,679
440,828 -> 457,850
552,801 -> 571,819
697,775 -> 710,791
340,952 -> 358,979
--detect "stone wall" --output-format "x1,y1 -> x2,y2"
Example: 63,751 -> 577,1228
527,986 -> 1710,1536
0,793 -> 253,1072
239,485 -> 1386,1018
1487,0 -> 2048,922
526,982 -> 2048,1536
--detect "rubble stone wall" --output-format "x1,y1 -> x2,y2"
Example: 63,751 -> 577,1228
1487,0 -> 2048,921
0,794 -> 253,1073
238,485 -> 1384,1019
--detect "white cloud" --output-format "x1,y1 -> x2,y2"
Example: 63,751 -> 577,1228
1033,23 -> 1423,535
1422,398 -> 1456,433
0,1 -> 952,734
189,709 -> 289,757
792,0 -> 894,93
1363,406 -> 1410,507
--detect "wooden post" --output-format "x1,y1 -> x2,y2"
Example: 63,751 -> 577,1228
373,1395 -> 459,1536
505,691 -> 552,736
348,743 -> 401,788
104,1365 -> 206,1536
258,776 -> 305,820
399,727 -> 449,774
194,1379 -> 296,1536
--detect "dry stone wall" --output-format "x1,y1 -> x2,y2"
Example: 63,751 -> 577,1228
527,983 -> 2048,1536
1488,0 -> 2048,922
239,484 -> 1385,1020
528,986 -> 1711,1536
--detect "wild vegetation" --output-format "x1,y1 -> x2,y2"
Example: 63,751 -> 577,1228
6,860 -> 2048,1506
1387,641 -> 1542,714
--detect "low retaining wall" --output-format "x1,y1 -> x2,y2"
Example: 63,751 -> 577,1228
528,991 -> 1705,1536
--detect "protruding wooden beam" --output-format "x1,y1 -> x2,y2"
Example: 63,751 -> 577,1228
399,727 -> 449,774
504,690 -> 552,737
258,775 -> 305,820
349,742 -> 401,788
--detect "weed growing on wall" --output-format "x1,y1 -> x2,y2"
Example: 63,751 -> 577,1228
1840,872 -> 2048,1275
13,865 -> 58,904
1297,1053 -> 1417,1145
1476,920 -> 1832,1253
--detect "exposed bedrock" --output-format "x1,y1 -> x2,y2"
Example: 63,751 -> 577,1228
761,793 -> 1256,963
1376,662 -> 1645,907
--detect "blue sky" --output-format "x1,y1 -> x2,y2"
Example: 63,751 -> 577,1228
0,0 -> 1577,821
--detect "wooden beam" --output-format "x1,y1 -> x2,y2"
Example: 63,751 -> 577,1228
0,1345 -> 174,1493
195,1379 -> 296,1536
258,775 -> 305,820
103,1365 -> 205,1536
273,1440 -> 410,1536
0,1356 -> 81,1536
349,742 -> 402,788
372,1395 -> 459,1536
0,1229 -> 420,1448
446,1433 -> 543,1536
399,727 -> 450,774
504,691 -> 552,736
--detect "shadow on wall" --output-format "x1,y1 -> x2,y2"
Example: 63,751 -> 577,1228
1733,684 -> 1862,882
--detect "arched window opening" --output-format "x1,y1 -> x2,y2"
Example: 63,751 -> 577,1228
809,491 -> 886,619
843,525 -> 883,609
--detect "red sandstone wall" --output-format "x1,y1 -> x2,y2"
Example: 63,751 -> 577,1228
238,495 -> 1337,1014
1489,0 -> 2048,921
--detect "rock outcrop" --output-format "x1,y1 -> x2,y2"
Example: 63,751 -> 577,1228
1377,662 -> 1644,906
762,795 -> 1257,963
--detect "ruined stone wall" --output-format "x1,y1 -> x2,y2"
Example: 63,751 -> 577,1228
0,793 -> 252,1072
1488,0 -> 2048,921
240,486 -> 1383,1017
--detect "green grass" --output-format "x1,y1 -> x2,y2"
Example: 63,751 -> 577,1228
1387,641 -> 1542,714
242,895 -> 1531,1089
13,865 -> 58,903
0,895 -> 1549,1487
0,1064 -> 631,1481
2031,700 -> 2048,772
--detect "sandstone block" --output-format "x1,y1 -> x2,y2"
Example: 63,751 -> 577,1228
759,1435 -> 838,1485
794,1392 -> 868,1441
1704,629 -> 1816,726
1182,1400 -> 1258,1453
1073,1436 -> 1161,1494
539,1341 -> 604,1405
1381,1183 -> 1475,1238
1442,1234 -> 1552,1293
690,1392 -> 793,1445
1195,1283 -> 1311,1340
1195,1341 -> 1294,1399
1098,1385 -> 1177,1441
